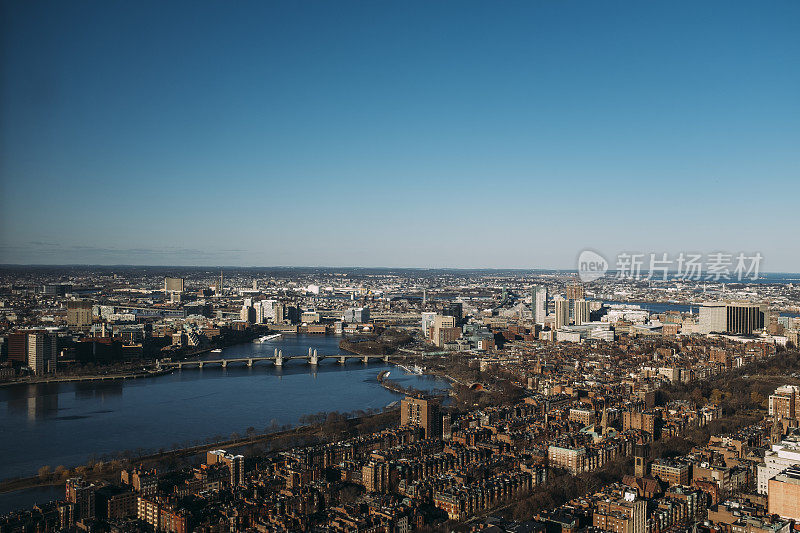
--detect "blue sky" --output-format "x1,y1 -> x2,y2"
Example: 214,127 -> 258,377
1,1 -> 798,270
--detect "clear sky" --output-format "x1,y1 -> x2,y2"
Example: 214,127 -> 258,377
1,1 -> 798,270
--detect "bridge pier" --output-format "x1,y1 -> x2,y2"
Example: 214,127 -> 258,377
362,355 -> 369,364
198,362 -> 204,369
383,355 -> 389,363
221,360 -> 227,368
338,356 -> 346,365
309,348 -> 319,365
177,363 -> 183,370
247,359 -> 253,367
275,350 -> 283,367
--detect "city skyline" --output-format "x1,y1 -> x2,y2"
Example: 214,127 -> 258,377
3,1 -> 800,527
2,0 -> 799,269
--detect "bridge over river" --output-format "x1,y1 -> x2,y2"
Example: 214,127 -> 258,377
158,348 -> 413,369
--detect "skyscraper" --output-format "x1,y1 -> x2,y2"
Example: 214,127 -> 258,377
164,277 -> 184,294
442,302 -> 463,323
566,282 -> 585,324
8,331 -> 28,363
400,396 -> 441,439
566,282 -> 585,301
699,301 -> 767,335
28,332 -> 57,375
553,296 -> 568,330
573,299 -> 590,326
530,285 -> 548,324
240,300 -> 255,323
67,300 -> 93,329
343,307 -> 370,324
255,300 -> 285,324
421,312 -> 437,338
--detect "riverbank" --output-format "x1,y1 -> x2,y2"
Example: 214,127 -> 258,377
0,368 -> 173,388
0,335 -> 255,388
0,409 -> 398,497
0,334 -> 450,485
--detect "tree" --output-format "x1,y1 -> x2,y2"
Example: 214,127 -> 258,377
709,389 -> 726,404
38,465 -> 52,481
54,465 -> 68,479
750,390 -> 766,407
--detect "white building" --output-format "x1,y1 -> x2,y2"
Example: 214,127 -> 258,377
758,435 -> 800,494
531,286 -> 548,324
421,312 -> 436,338
343,307 -> 370,324
28,332 -> 57,375
699,303 -> 727,334
255,300 -> 284,323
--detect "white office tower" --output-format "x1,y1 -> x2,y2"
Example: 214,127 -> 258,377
531,285 -> 548,324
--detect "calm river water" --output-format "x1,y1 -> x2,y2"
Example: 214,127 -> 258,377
0,335 -> 448,513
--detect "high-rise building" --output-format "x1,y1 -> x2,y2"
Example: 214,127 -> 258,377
255,300 -> 285,324
566,282 -> 585,301
215,271 -> 224,296
66,477 -> 96,520
431,315 -> 459,347
727,302 -> 766,335
442,302 -> 463,323
28,332 -> 57,375
42,283 -> 72,296
421,312 -> 437,338
67,300 -> 93,329
207,449 -> 245,487
163,277 -> 185,294
400,396 -> 441,439
240,303 -> 255,323
442,413 -> 452,440
553,296 -> 568,330
699,302 -> 767,335
8,332 -> 28,363
566,282 -> 586,324
699,303 -> 727,333
770,385 -> 798,420
530,286 -> 548,324
343,307 -> 370,324
573,299 -> 590,326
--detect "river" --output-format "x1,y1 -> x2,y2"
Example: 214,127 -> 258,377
0,334 -> 448,513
